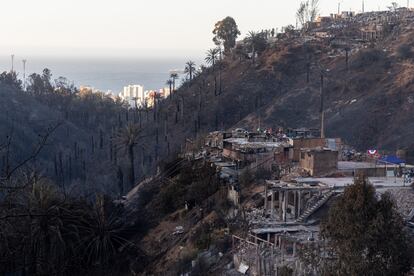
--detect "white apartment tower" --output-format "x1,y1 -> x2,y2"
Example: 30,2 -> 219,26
120,85 -> 145,107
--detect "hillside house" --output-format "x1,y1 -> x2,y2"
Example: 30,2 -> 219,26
299,148 -> 339,176
291,137 -> 342,162
205,131 -> 232,149
222,133 -> 291,169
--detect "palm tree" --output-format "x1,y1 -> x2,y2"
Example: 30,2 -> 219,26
170,73 -> 179,94
218,46 -> 223,95
184,61 -> 196,81
205,48 -> 220,96
114,124 -> 144,190
246,31 -> 260,64
166,79 -> 173,98
205,48 -> 219,67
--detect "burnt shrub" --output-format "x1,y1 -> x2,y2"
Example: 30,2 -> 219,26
160,181 -> 187,213
193,223 -> 212,250
159,163 -> 219,214
239,167 -> 253,187
396,44 -> 413,59
351,48 -> 390,70
255,166 -> 272,180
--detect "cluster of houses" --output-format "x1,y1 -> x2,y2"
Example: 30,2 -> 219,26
251,7 -> 414,66
200,127 -> 413,274
306,7 -> 414,41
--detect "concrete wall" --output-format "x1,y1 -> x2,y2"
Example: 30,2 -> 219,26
293,138 -> 326,161
300,150 -> 338,176
228,186 -> 240,206
293,138 -> 341,161
340,167 -> 386,177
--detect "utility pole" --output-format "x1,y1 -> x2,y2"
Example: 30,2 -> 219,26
22,59 -> 27,91
11,54 -> 14,72
362,0 -> 365,13
338,2 -> 341,14
320,72 -> 325,139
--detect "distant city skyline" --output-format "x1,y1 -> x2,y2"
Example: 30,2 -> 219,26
0,0 -> 408,59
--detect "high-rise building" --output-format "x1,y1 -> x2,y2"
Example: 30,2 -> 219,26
119,85 -> 145,107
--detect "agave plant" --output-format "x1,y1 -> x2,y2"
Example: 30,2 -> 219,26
77,196 -> 136,269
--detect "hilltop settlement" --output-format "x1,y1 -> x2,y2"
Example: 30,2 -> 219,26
3,3 -> 414,276
119,6 -> 414,275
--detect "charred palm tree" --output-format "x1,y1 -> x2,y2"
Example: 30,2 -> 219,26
205,48 -> 219,95
166,79 -> 173,99
246,31 -> 260,64
184,61 -> 196,82
114,124 -> 144,190
170,73 -> 179,94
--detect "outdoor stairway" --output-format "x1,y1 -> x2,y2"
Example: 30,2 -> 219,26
296,191 -> 334,223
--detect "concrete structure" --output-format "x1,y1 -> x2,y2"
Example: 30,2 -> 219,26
360,24 -> 384,41
299,148 -> 338,176
315,16 -> 333,27
222,135 -> 291,168
159,87 -> 171,98
263,180 -> 332,223
338,161 -> 387,177
146,88 -> 171,108
286,128 -> 320,139
122,84 -> 145,99
205,131 -> 232,149
119,84 -> 145,107
291,137 -> 341,162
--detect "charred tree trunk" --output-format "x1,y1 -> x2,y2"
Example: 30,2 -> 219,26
99,129 -> 104,149
128,145 -> 135,189
117,166 -> 124,196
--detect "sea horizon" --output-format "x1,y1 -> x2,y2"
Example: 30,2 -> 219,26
0,56 -> 203,93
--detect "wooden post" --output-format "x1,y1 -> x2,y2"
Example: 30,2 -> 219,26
283,190 -> 288,222
264,182 -> 268,213
293,190 -> 297,219
320,73 -> 325,139
279,190 -> 283,220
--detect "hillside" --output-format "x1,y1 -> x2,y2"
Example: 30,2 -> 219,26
0,11 -> 413,204
116,17 -> 414,273
141,21 -> 414,170
2,9 -> 414,275
0,80 -> 133,196
2,17 -> 413,194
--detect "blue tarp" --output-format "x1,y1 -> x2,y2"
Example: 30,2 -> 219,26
380,155 -> 405,165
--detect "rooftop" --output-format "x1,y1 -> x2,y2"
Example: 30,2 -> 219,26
296,177 -> 407,190
224,138 -> 289,149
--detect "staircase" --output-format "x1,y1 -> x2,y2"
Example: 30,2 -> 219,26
296,191 -> 334,223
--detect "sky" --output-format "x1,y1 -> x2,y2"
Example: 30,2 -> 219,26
0,0 -> 409,59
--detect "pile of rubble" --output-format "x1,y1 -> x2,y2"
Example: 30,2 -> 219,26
384,188 -> 414,218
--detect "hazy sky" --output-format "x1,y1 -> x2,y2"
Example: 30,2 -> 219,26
0,0 -> 408,59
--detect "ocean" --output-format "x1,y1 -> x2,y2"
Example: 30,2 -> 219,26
0,56 -> 200,94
